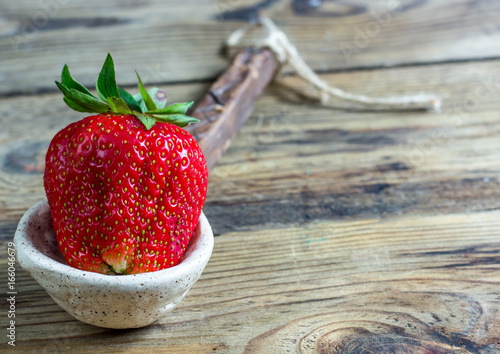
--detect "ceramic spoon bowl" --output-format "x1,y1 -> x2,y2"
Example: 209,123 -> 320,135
14,200 -> 213,329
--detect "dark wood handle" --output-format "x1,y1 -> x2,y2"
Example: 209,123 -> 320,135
186,48 -> 278,171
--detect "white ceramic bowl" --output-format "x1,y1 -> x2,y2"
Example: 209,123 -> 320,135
14,200 -> 213,329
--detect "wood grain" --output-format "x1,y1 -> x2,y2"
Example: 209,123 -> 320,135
1,60 -> 500,236
2,60 -> 500,353
206,59 -> 500,233
2,0 -> 500,95
2,2 -> 500,350
3,211 -> 500,352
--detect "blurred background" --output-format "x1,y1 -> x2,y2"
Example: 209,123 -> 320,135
2,0 -> 499,95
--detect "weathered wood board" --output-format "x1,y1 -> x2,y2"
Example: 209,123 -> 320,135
2,0 -> 500,94
4,211 -> 500,352
2,60 -> 499,234
2,0 -> 500,352
1,58 -> 500,351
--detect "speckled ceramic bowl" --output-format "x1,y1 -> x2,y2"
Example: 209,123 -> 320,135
14,200 -> 213,329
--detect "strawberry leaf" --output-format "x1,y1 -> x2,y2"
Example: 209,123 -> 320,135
55,54 -> 199,130
135,113 -> 157,130
96,53 -> 120,101
146,101 -> 193,115
56,81 -> 111,113
148,88 -> 168,109
136,72 -> 158,111
118,87 -> 143,112
133,92 -> 149,113
134,88 -> 167,109
152,114 -> 199,127
61,65 -> 96,98
63,96 -> 94,113
107,97 -> 132,115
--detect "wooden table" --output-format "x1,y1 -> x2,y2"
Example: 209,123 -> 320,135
1,1 -> 500,352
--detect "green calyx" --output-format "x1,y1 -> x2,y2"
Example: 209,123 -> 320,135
55,53 -> 198,130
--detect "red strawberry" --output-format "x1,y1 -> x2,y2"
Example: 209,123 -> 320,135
44,54 -> 208,274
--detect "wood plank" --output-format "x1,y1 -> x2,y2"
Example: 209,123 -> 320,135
2,0 -> 500,95
3,2 -> 500,352
207,59 -> 500,233
4,210 -> 500,352
2,60 -> 500,237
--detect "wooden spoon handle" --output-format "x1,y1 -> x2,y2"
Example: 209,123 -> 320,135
186,48 -> 277,171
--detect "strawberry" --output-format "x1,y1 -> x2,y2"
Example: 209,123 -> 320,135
44,54 -> 208,274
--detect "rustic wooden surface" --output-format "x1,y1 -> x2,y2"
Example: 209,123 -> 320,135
1,0 -> 500,353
